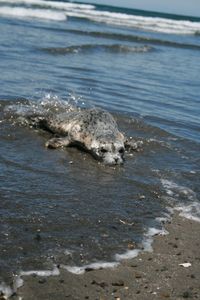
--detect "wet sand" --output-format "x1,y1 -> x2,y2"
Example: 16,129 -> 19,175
10,214 -> 200,300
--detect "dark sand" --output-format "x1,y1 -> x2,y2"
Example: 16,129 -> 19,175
9,215 -> 200,299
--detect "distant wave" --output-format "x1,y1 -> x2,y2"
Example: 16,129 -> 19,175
0,0 -> 95,10
0,6 -> 67,21
22,21 -> 200,50
41,44 -> 153,55
54,29 -> 200,51
1,0 -> 200,34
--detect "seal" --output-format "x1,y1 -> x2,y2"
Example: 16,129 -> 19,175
31,108 -> 142,165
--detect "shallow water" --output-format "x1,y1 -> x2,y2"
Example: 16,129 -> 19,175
0,0 -> 200,292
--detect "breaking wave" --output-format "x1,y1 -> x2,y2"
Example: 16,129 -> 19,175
0,6 -> 67,21
0,0 -> 200,34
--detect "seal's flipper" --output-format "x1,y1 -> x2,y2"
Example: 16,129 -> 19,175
125,139 -> 143,151
45,137 -> 71,149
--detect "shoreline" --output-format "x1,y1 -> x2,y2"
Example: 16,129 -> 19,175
7,214 -> 200,300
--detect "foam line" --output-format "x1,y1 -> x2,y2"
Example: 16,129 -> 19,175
61,262 -> 119,275
161,179 -> 200,222
161,179 -> 197,200
174,202 -> 200,222
0,6 -> 67,21
115,225 -> 168,261
0,0 -> 95,10
20,265 -> 60,277
115,249 -> 141,261
63,9 -> 200,35
143,227 -> 169,252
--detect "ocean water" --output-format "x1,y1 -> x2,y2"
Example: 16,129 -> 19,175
0,0 -> 200,295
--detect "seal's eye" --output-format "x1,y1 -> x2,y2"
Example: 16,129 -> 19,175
119,148 -> 125,154
100,148 -> 108,154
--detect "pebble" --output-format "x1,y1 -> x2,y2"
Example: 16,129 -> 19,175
135,272 -> 142,279
59,279 -> 64,283
91,280 -> 108,288
128,242 -> 136,250
112,280 -> 124,287
179,263 -> 192,268
182,291 -> 192,298
160,292 -> 170,298
38,278 -> 46,284
160,266 -> 168,272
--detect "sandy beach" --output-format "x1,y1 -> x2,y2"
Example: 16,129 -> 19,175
7,214 -> 199,300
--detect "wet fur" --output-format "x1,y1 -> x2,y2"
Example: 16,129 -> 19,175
31,108 -> 141,165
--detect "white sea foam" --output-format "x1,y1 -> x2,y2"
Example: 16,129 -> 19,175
20,265 -> 60,277
64,9 -> 200,34
156,211 -> 171,224
0,6 -> 67,21
115,225 -> 168,261
115,249 -> 141,261
0,0 -> 200,34
174,202 -> 200,222
0,0 -> 95,11
13,276 -> 24,291
0,265 -> 60,298
161,179 -> 197,200
161,179 -> 200,222
0,0 -> 95,10
61,261 -> 119,275
0,282 -> 13,299
143,227 -> 169,252
0,275 -> 24,299
146,227 -> 169,237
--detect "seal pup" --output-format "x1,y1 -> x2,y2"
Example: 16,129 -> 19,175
32,108 -> 142,165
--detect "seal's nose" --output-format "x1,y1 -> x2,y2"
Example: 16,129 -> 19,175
114,157 -> 123,164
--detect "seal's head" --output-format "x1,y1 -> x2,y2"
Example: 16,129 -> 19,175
90,138 -> 125,165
